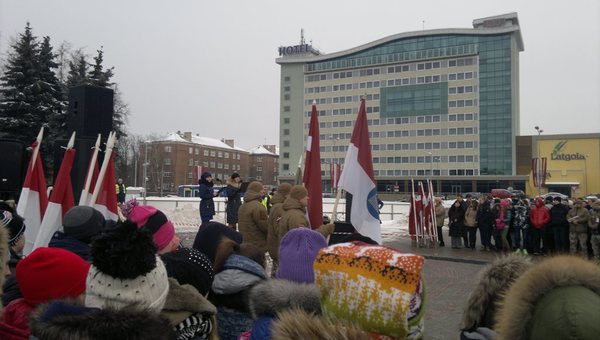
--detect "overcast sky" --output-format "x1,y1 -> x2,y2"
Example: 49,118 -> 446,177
1,0 -> 599,150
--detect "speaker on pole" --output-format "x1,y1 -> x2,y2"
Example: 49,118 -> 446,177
0,139 -> 27,201
66,85 -> 114,138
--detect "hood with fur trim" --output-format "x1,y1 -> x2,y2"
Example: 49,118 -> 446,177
461,254 -> 533,331
272,308 -> 369,340
161,278 -> 216,326
29,300 -> 176,339
495,255 -> 600,340
248,279 -> 321,319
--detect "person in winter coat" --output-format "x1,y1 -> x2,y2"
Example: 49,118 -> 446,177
277,185 -> 335,243
588,202 -> 600,259
225,173 -> 242,230
460,254 -> 532,339
448,200 -> 466,248
529,197 -> 551,255
464,200 -> 479,249
161,248 -> 218,340
192,222 -> 243,273
0,208 -> 25,270
29,302 -> 176,340
511,199 -> 530,255
434,198 -> 446,247
549,197 -> 570,253
198,172 -> 216,223
126,201 -> 181,255
48,206 -> 105,261
495,255 -> 600,340
0,247 -> 90,339
567,198 -> 590,257
477,196 -> 495,251
493,199 -> 512,252
238,181 -> 269,253
266,183 -> 291,274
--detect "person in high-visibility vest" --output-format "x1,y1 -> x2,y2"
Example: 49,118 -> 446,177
115,178 -> 126,204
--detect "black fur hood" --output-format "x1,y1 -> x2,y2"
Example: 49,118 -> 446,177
29,300 -> 176,340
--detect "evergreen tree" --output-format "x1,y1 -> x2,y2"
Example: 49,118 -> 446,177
0,23 -> 44,144
66,49 -> 89,87
113,85 -> 129,139
38,36 -> 67,141
88,47 -> 114,87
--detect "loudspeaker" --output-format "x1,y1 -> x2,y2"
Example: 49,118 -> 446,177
66,85 -> 114,138
54,138 -> 99,202
0,139 -> 27,200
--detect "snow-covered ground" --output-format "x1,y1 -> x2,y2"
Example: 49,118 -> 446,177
144,197 -> 455,242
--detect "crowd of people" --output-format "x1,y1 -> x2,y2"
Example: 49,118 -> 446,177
437,193 -> 600,259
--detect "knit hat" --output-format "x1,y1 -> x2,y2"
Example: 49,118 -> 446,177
126,201 -> 176,252
63,206 -> 105,244
277,227 -> 327,283
0,210 -> 25,247
231,173 -> 240,179
86,221 -> 169,312
192,221 -> 243,262
290,185 -> 308,201
202,172 -> 212,179
248,181 -> 264,193
161,247 -> 214,296
17,247 -> 90,305
277,183 -> 292,197
314,242 -> 426,339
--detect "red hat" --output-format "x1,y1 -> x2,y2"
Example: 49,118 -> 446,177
16,247 -> 90,306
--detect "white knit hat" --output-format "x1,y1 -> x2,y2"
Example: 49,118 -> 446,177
85,255 -> 169,312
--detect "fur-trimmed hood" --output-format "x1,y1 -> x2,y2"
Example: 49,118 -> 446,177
29,300 -> 176,339
495,255 -> 600,340
272,308 -> 369,340
461,254 -> 532,331
161,278 -> 216,325
248,279 -> 321,319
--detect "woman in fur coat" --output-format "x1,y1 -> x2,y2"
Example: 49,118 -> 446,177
448,200 -> 466,248
224,173 -> 242,230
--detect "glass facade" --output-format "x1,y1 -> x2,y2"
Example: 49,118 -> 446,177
307,33 -> 515,175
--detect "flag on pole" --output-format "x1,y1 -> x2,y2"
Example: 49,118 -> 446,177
408,179 -> 423,242
193,165 -> 206,184
427,179 -> 438,243
34,133 -> 76,250
79,134 -> 101,206
17,128 -> 49,255
419,181 -> 431,242
338,99 -> 381,243
91,132 -> 119,221
303,101 -> 323,229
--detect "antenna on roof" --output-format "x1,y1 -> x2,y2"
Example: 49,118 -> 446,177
300,28 -> 305,44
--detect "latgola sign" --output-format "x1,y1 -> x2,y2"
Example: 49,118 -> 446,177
550,140 -> 586,161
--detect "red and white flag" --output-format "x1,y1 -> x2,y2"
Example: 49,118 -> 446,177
193,165 -> 206,184
34,133 -> 76,250
408,180 -> 422,241
79,134 -> 101,206
338,99 -> 381,243
303,101 -> 323,229
91,132 -> 119,221
17,128 -> 48,255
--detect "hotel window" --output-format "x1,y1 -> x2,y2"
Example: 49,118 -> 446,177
284,76 -> 290,82
284,94 -> 290,100
465,72 -> 473,79
284,106 -> 290,112
284,86 -> 290,92
417,63 -> 425,70
283,129 -> 290,135
449,74 -> 457,81
283,164 -> 289,170
449,60 -> 457,67
283,140 -> 290,147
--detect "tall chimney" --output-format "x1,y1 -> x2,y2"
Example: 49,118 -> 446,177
183,132 -> 192,142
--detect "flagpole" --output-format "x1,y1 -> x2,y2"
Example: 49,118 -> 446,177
31,127 -> 44,171
90,132 -> 115,206
428,179 -> 438,245
80,134 -> 101,206
411,179 -> 419,243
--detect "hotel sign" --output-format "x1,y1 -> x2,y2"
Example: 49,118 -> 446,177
550,140 -> 586,161
278,44 -> 312,56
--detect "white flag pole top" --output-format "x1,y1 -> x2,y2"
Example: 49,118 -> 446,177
81,134 -> 102,206
90,132 -> 115,206
67,131 -> 76,149
31,127 -> 44,171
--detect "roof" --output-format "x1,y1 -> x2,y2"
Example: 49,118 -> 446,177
248,145 -> 277,155
156,133 -> 248,152
277,12 -> 523,65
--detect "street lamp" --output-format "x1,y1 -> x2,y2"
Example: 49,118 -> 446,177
143,141 -> 150,203
534,126 -> 544,196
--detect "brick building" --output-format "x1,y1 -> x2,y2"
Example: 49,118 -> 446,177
247,145 -> 279,186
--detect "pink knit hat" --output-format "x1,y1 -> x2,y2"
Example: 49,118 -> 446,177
126,202 -> 175,252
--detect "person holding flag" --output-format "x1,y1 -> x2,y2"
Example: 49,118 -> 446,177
337,98 -> 381,244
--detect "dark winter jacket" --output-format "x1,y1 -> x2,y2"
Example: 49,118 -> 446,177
246,279 -> 322,340
448,202 -> 465,237
28,300 -> 176,340
1,274 -> 22,307
161,278 -> 217,340
198,175 -> 215,219
549,203 -> 570,227
225,179 -> 242,225
476,201 -> 494,229
495,255 -> 600,340
238,182 -> 269,253
48,231 -> 92,261
209,255 -> 267,340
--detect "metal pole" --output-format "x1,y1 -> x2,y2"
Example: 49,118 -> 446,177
535,126 -> 543,196
143,141 -> 148,204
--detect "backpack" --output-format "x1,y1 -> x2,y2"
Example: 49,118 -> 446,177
314,242 -> 425,339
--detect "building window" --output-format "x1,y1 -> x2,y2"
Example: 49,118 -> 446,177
164,158 -> 171,165
283,140 -> 290,147
283,129 -> 290,135
202,161 -> 208,167
188,147 -> 193,154
218,151 -> 223,158
283,164 -> 289,170
284,94 -> 290,100
283,152 -> 289,159
224,163 -> 229,170
224,152 -> 229,158
188,159 -> 193,166
203,150 -> 209,156
284,76 -> 290,82
284,106 -> 290,112
257,166 -> 262,172
195,148 -> 199,155
218,163 -> 223,169
210,151 -> 216,157
187,172 -> 193,179
164,146 -> 172,153
210,161 -> 215,168
284,86 -> 290,92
